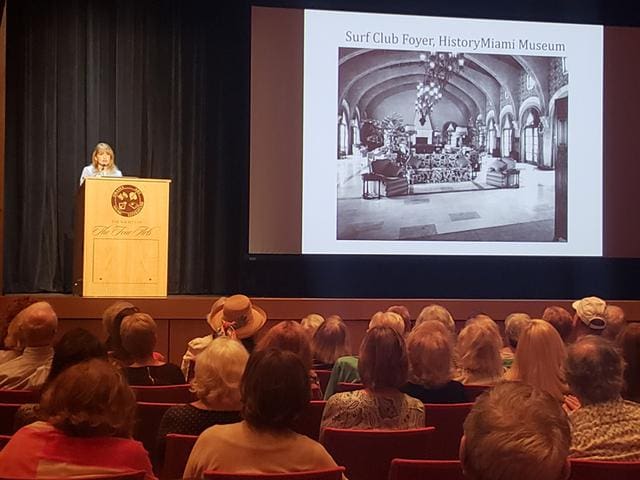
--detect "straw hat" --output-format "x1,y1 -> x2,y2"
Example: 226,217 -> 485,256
207,294 -> 266,339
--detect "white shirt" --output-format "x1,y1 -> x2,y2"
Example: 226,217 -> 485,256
0,346 -> 54,389
79,165 -> 123,186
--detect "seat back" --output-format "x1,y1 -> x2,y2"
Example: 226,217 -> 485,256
203,468 -> 345,480
0,471 -> 145,480
314,370 -> 332,393
292,401 -> 326,441
322,427 -> 435,480
463,385 -> 490,402
0,403 -> 21,436
161,433 -> 198,480
0,434 -> 11,451
389,459 -> 464,480
134,402 -> 180,460
423,403 -> 473,459
131,384 -> 195,403
335,383 -> 364,393
569,459 -> 640,480
0,389 -> 40,404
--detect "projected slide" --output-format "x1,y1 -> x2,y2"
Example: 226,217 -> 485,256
302,10 -> 603,255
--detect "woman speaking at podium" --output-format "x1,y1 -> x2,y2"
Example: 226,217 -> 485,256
79,142 -> 123,185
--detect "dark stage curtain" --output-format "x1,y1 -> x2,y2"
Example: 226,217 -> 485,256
4,0 -> 247,293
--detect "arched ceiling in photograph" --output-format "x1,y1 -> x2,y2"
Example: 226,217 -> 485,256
338,49 -> 552,124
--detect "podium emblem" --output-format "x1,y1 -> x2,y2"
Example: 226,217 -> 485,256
111,185 -> 145,217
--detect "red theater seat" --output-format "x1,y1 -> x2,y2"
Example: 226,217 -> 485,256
423,403 -> 473,459
389,459 -> 464,480
569,459 -> 640,480
131,384 -> 195,403
161,433 -> 198,480
203,468 -> 345,480
292,400 -> 326,441
321,427 -> 435,480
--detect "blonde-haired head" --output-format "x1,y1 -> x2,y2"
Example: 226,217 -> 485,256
505,319 -> 567,401
369,311 -> 405,336
191,337 -> 248,410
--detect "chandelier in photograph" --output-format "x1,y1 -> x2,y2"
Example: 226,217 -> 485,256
415,52 -> 464,126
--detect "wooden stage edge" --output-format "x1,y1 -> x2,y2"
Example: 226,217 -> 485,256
2,294 -> 637,365
1,294 -> 638,322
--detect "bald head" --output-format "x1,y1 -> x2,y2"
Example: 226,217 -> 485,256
16,302 -> 58,347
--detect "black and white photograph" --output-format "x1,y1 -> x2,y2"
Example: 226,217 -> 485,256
336,48 -> 569,242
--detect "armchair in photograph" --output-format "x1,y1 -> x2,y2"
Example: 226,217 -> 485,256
367,159 -> 409,197
485,157 -> 520,188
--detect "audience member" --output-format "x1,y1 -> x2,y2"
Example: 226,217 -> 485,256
415,304 -> 455,335
320,327 -> 424,433
312,318 -> 351,370
120,312 -> 184,385
301,313 -> 325,338
387,305 -> 412,334
542,306 -> 574,343
617,323 -> 640,403
257,320 -> 322,399
401,320 -> 465,403
501,312 -> 531,368
0,296 -> 38,364
103,301 -> 140,364
14,328 -> 108,429
0,359 -> 156,479
157,337 -> 247,463
565,336 -> 640,460
102,300 -> 137,348
0,301 -> 57,389
181,296 -> 227,378
323,310 -> 406,399
603,304 -> 626,341
207,294 -> 267,354
184,349 -> 339,479
461,381 -> 570,480
504,320 -> 568,402
455,321 -> 503,385
571,296 -> 607,340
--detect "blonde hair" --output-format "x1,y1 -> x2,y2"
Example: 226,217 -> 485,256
369,311 -> 405,336
407,321 -> 454,387
91,142 -> 117,173
301,314 -> 325,338
191,337 -> 248,410
120,312 -> 157,359
456,322 -> 503,384
416,304 -> 455,334
504,320 -> 567,402
312,319 -> 351,365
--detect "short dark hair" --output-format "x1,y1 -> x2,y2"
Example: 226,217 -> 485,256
542,306 -> 573,342
618,323 -> 640,402
358,326 -> 408,390
566,336 -> 624,405
48,328 -> 107,383
241,349 -> 310,431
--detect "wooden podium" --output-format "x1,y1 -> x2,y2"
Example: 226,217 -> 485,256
73,177 -> 171,297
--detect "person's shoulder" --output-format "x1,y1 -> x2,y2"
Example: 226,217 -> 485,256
403,392 -> 425,410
